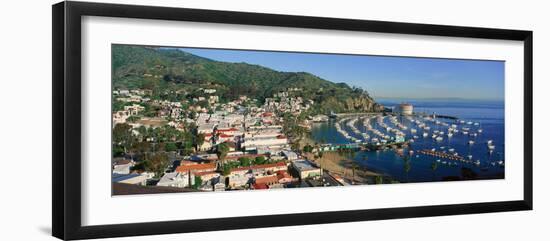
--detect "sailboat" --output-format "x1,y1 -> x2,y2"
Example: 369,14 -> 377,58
477,122 -> 483,133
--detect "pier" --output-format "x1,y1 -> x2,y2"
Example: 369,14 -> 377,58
318,141 -> 409,152
332,112 -> 380,118
415,112 -> 459,120
434,114 -> 459,120
418,149 -> 464,161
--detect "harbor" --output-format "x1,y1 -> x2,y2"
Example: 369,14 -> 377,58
110,45 -> 507,194
310,99 -> 505,183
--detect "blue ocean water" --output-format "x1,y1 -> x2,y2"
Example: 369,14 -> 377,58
310,99 -> 505,183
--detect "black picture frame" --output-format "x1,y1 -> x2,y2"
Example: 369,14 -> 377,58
52,1 -> 533,240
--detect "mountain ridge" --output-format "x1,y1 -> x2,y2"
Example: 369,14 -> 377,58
112,45 -> 384,113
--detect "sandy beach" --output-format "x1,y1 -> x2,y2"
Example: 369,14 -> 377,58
296,133 -> 381,184
305,151 -> 381,184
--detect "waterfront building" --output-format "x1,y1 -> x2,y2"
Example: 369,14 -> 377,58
276,170 -> 293,184
281,150 -> 299,160
311,114 -> 329,122
291,160 -> 321,179
396,103 -> 414,115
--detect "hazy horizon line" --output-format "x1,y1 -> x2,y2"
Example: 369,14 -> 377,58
373,96 -> 505,102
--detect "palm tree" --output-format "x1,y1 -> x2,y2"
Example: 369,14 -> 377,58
216,142 -> 230,169
404,161 -> 411,182
195,133 -> 205,151
375,175 -> 383,184
350,150 -> 357,159
402,155 -> 411,182
351,162 -> 358,184
431,162 -> 438,181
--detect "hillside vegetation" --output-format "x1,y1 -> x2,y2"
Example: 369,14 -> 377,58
112,45 -> 383,113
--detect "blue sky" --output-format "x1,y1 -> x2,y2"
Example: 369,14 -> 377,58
178,47 -> 504,101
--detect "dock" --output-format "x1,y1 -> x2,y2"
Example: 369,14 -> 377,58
415,112 -> 459,120
418,149 -> 464,161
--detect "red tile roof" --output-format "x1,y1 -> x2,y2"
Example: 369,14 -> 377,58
114,159 -> 132,165
255,175 -> 279,185
175,163 -> 216,173
225,154 -> 267,160
253,162 -> 287,169
194,171 -> 219,176
230,162 -> 287,173
276,170 -> 291,179
252,183 -> 269,189
180,160 -> 198,166
217,127 -> 238,132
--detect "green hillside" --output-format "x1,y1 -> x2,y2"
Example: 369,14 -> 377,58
112,45 -> 383,113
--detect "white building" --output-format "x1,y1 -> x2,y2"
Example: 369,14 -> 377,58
228,175 -> 251,187
112,163 -> 133,175
203,88 -> 217,94
112,111 -> 129,125
396,103 -> 414,115
197,123 -> 216,134
291,160 -> 321,179
214,182 -> 226,191
241,135 -> 288,150
157,172 -> 193,188
112,173 -> 149,185
281,150 -> 299,161
124,104 -> 144,116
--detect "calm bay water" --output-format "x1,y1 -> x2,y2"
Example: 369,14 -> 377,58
310,99 -> 505,183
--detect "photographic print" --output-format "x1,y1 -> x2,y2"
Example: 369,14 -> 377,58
53,3 -> 532,238
111,44 -> 505,195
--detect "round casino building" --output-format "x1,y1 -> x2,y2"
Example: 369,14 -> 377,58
396,103 -> 413,115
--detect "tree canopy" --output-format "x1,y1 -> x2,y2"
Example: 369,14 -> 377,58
112,45 -> 383,113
